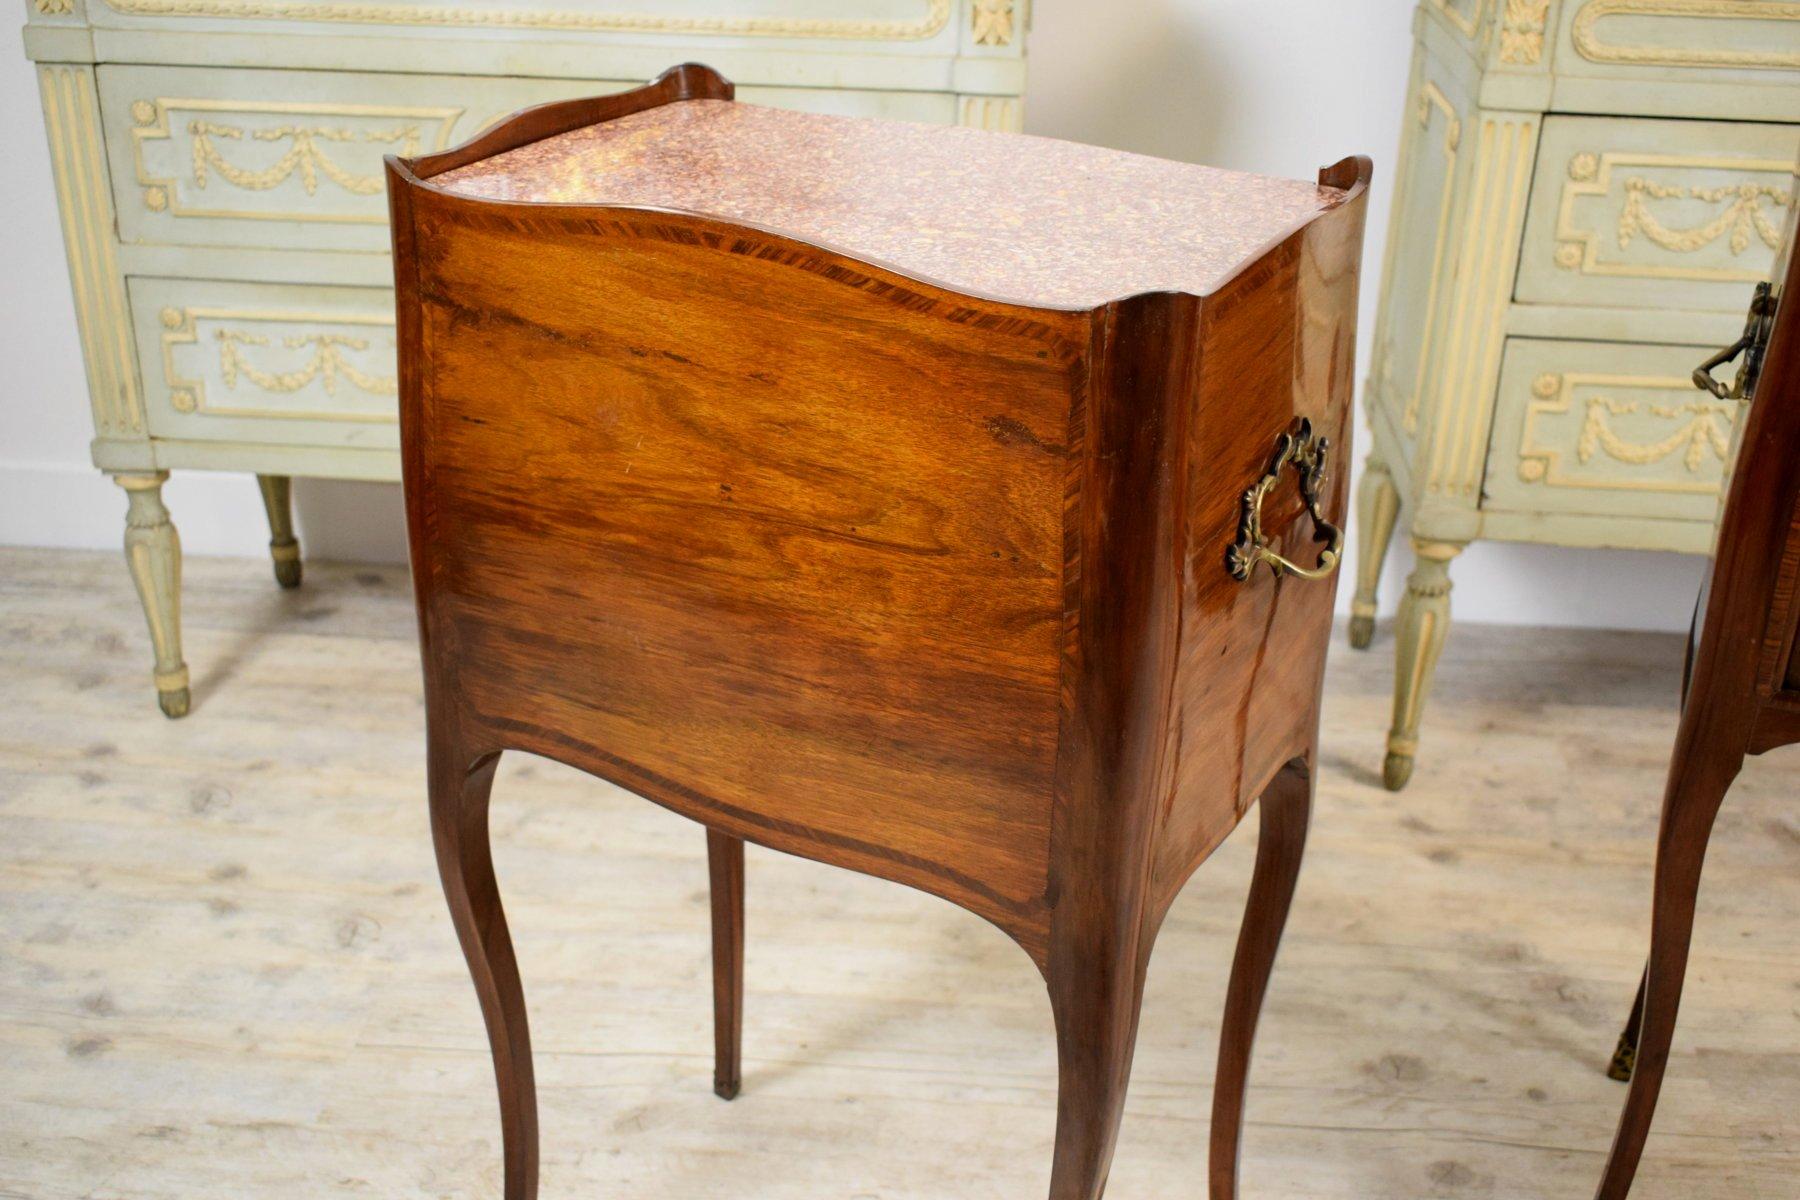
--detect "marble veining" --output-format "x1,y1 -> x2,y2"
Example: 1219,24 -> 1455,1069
433,100 -> 1347,309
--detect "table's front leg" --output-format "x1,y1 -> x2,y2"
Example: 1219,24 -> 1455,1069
1210,757 -> 1313,1200
427,739 -> 538,1200
1044,889 -> 1154,1200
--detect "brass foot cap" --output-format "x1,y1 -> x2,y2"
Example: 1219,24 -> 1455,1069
713,1077 -> 740,1101
158,686 -> 191,719
1382,751 -> 1413,791
1606,1034 -> 1636,1083
1348,614 -> 1375,649
273,558 -> 303,589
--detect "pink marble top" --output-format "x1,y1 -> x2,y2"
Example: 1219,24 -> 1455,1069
432,99 -> 1346,309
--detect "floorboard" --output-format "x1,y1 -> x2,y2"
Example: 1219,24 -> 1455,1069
1,546 -> 1794,1199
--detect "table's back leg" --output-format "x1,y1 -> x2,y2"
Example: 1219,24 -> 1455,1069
706,829 -> 745,1100
1606,966 -> 1649,1082
1593,743 -> 1741,1200
1209,756 -> 1313,1200
429,742 -> 538,1200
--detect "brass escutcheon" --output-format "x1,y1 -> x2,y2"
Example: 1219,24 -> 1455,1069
1225,417 -> 1343,582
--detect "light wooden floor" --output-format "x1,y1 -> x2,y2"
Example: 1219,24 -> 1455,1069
1,545 -> 1795,1199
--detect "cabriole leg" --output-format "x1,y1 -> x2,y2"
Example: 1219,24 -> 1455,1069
1210,757 -> 1312,1200
1384,538 -> 1463,791
1595,753 -> 1739,1200
707,829 -> 745,1100
114,472 -> 190,718
430,743 -> 537,1200
1044,912 -> 1153,1200
1349,457 -> 1400,649
256,474 -> 302,589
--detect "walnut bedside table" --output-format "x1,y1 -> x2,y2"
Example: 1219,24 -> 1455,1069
1353,0 -> 1799,788
387,65 -> 1371,1199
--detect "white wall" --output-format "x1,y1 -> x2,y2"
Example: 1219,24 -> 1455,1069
0,0 -> 1707,630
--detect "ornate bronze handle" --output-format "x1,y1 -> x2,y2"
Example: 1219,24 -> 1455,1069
1694,280 -> 1775,401
1226,418 -> 1343,582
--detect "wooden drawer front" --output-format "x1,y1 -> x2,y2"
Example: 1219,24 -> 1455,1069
99,65 -> 957,253
1518,115 -> 1797,312
1484,337 -> 1738,524
130,278 -> 400,449
1554,0 -> 1800,88
1367,52 -> 1472,448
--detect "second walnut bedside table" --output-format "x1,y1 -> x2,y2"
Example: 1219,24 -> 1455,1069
387,64 -> 1371,1200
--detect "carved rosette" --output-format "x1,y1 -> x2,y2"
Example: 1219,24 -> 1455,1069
1499,0 -> 1552,63
971,0 -> 1015,45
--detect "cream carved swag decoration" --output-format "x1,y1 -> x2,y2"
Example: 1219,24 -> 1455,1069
1518,371 -> 1737,486
159,307 -> 397,417
1618,177 -> 1790,255
129,99 -> 425,203
1556,151 -> 1793,270
215,331 -> 397,397
188,121 -> 425,196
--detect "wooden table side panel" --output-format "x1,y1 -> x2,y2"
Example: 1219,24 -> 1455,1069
407,201 -> 1088,949
1154,194 -> 1367,911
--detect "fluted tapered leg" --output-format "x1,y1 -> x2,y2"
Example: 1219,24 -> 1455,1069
1211,758 -> 1313,1200
429,742 -> 536,1200
256,474 -> 302,589
707,829 -> 744,1100
1349,458 -> 1399,650
1385,538 -> 1463,790
114,472 -> 190,718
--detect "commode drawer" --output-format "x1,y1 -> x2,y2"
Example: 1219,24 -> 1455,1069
1483,336 -> 1739,526
129,278 -> 400,450
1549,1 -> 1800,97
97,65 -> 958,254
1516,114 -> 1797,314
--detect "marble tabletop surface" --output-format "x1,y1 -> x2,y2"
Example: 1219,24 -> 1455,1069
433,99 -> 1347,309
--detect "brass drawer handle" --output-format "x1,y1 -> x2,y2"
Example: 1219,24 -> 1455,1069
1226,417 -> 1343,582
1694,280 -> 1775,401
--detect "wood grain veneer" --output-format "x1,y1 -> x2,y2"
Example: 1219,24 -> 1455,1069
387,63 -> 1372,1200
